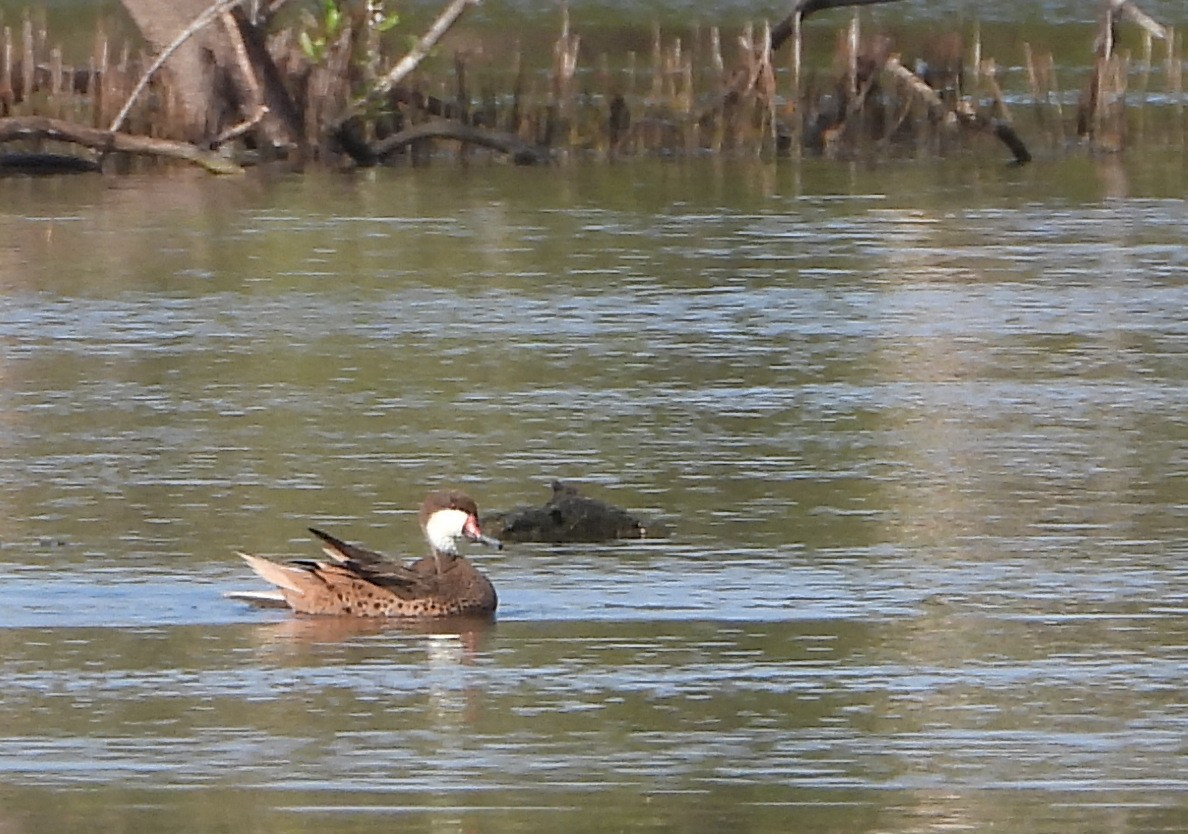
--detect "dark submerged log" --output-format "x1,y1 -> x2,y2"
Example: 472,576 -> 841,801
485,482 -> 648,543
0,151 -> 101,174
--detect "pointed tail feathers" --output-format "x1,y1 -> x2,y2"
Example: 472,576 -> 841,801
224,589 -> 289,608
238,552 -> 313,597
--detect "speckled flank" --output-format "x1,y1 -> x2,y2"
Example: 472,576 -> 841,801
258,554 -> 497,618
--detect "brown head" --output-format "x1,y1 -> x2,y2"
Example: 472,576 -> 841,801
418,489 -> 503,558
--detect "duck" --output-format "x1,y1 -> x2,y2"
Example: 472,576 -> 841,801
483,480 -> 648,543
231,489 -> 502,618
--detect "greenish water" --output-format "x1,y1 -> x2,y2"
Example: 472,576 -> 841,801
1,152 -> 1186,832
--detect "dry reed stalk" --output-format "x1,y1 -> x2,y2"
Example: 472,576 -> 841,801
970,21 -> 981,85
550,8 -> 580,151
624,49 -> 638,155
1135,30 -> 1152,140
846,11 -> 859,100
659,37 -> 674,152
981,58 -> 1011,122
49,45 -> 62,119
1,26 -> 12,115
102,41 -> 128,136
674,37 -> 687,113
649,22 -> 662,104
108,41 -> 129,141
758,19 -> 776,152
595,51 -> 612,157
726,24 -> 749,152
643,24 -> 662,151
708,27 -> 723,153
89,22 -> 106,127
507,43 -> 524,138
21,15 -> 33,105
682,45 -> 695,153
1091,53 -> 1129,150
663,37 -> 677,108
710,26 -> 724,78
1139,29 -> 1154,93
1113,52 -> 1130,148
1022,42 -> 1044,130
1045,51 -> 1065,142
1169,28 -> 1183,137
642,35 -> 659,154
682,39 -> 695,114
453,51 -> 469,161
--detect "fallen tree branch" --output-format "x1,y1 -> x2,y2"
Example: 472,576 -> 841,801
884,57 -> 1031,165
1114,0 -> 1169,42
0,115 -> 244,174
371,118 -> 544,164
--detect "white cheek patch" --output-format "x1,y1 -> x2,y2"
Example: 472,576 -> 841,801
424,508 -> 470,554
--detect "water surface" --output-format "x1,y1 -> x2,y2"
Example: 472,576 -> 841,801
0,153 -> 1185,832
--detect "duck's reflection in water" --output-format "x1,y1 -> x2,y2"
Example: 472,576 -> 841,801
246,614 -> 495,727
250,613 -> 495,650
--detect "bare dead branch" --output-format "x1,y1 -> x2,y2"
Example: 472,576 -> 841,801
359,0 -> 482,107
884,56 -> 1031,164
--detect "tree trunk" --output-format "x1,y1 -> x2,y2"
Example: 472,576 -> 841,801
119,0 -> 303,153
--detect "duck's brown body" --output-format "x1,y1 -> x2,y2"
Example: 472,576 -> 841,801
235,491 -> 500,619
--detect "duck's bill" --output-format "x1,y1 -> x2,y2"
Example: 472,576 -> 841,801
472,532 -> 503,550
464,516 -> 504,550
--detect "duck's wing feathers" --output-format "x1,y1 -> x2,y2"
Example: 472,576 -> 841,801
308,527 -> 389,565
306,528 -> 429,593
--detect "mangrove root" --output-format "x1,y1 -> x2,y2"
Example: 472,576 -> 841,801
369,118 -> 545,165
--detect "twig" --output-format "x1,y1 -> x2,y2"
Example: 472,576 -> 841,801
109,0 -> 244,133
212,105 -> 268,146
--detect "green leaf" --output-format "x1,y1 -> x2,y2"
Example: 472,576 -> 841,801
375,14 -> 400,32
324,2 -> 342,35
298,30 -> 314,56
